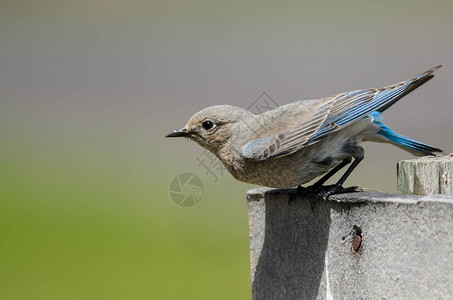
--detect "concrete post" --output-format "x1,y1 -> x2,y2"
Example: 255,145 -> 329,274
247,188 -> 453,299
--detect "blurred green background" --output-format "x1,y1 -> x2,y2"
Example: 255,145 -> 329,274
1,0 -> 452,299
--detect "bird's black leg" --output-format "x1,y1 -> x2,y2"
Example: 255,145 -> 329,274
312,156 -> 352,188
336,146 -> 364,186
319,146 -> 364,200
290,156 -> 353,206
290,147 -> 363,205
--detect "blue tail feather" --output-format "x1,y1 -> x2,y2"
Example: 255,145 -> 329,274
371,112 -> 442,156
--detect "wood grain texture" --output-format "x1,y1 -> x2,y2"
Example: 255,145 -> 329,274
397,156 -> 453,195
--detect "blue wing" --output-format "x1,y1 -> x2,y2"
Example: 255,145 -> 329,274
242,65 -> 442,161
306,65 -> 442,146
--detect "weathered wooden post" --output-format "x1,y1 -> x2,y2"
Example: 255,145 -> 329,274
247,156 -> 453,299
398,156 -> 453,195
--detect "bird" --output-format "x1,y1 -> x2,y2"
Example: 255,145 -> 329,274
166,66 -> 444,198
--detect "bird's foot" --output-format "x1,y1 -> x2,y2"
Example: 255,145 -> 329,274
317,185 -> 362,200
288,184 -> 323,206
288,184 -> 362,208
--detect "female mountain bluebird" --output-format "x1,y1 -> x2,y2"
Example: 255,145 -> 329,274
166,66 -> 443,197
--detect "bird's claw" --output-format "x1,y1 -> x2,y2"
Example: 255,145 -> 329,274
288,184 -> 321,205
289,184 -> 362,206
317,185 -> 362,200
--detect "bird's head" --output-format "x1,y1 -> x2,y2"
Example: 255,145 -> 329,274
166,105 -> 252,154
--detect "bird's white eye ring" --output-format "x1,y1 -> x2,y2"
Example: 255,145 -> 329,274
202,120 -> 215,130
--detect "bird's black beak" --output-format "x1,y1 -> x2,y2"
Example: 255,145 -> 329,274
165,128 -> 189,138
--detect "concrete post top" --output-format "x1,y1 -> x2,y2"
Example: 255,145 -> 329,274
247,187 -> 453,204
247,187 -> 453,299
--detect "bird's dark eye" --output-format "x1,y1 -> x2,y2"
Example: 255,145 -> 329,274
202,120 -> 214,130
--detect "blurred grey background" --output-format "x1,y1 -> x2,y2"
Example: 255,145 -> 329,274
1,0 -> 452,299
